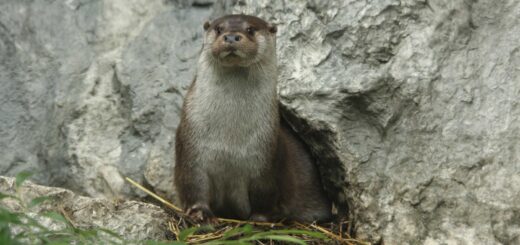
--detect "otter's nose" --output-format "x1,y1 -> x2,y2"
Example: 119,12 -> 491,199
223,34 -> 241,43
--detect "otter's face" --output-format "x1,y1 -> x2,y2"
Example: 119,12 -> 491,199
202,15 -> 277,67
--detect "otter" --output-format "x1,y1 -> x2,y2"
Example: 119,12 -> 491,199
174,14 -> 331,222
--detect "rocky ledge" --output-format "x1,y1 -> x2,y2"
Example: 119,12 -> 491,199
0,176 -> 168,241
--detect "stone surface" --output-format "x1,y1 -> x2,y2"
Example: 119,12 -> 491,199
1,0 -> 520,244
0,176 -> 169,241
0,0 -> 214,200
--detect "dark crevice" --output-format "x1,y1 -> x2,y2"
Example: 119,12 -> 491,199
111,64 -> 133,120
0,20 -> 17,68
192,0 -> 214,8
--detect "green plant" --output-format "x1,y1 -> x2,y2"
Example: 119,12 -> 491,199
214,225 -> 327,244
167,224 -> 327,245
0,171 -> 123,245
0,173 -> 328,245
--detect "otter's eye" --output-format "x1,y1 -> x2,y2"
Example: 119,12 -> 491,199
246,27 -> 255,36
215,26 -> 222,35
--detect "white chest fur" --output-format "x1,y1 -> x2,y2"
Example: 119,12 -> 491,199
187,65 -> 278,176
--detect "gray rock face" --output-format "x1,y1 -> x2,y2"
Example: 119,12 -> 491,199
0,176 -> 169,241
1,0 -> 519,244
0,0 -> 213,200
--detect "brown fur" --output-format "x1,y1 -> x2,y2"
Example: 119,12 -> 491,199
174,15 -> 331,222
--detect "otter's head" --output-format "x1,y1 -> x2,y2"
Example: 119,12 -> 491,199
202,15 -> 277,67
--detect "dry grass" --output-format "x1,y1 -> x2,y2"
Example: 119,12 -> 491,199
126,177 -> 369,245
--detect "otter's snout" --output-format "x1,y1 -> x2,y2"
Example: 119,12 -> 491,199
223,34 -> 241,43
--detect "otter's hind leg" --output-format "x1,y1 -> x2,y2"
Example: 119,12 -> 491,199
278,124 -> 332,223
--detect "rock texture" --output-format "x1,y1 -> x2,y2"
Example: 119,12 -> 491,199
0,176 -> 169,241
0,0 -> 211,200
1,0 -> 519,244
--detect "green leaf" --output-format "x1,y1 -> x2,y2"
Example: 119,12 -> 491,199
237,228 -> 328,244
203,240 -> 248,245
46,241 -> 72,245
221,224 -> 257,241
77,228 -> 98,238
39,232 -> 76,244
28,196 -> 51,208
144,240 -> 186,245
0,192 -> 15,200
261,235 -> 306,244
222,226 -> 245,240
33,230 -> 72,242
0,225 -> 19,245
0,208 -> 22,225
257,229 -> 327,239
178,226 -> 213,242
0,193 -> 22,205
177,227 -> 199,242
15,171 -> 33,188
241,224 -> 253,236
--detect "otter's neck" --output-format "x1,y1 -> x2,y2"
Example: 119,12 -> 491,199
188,58 -> 279,165
194,57 -> 279,112
197,55 -> 277,86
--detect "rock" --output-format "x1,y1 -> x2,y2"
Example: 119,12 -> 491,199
230,0 -> 520,244
118,4 -> 213,200
1,0 -> 520,244
0,0 -> 213,200
0,176 -> 169,241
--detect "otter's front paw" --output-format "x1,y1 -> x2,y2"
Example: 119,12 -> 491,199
250,213 -> 269,222
186,204 -> 215,223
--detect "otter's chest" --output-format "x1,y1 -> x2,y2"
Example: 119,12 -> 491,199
187,79 -> 276,173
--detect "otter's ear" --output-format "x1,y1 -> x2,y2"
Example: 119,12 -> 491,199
203,21 -> 211,31
268,23 -> 277,34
